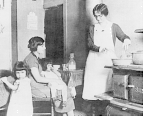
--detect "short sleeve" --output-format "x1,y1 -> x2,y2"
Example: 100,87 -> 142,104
24,53 -> 39,69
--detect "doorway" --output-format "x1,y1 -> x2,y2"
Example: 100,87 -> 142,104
44,4 -> 64,65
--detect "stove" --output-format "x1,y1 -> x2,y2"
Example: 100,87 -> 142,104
110,65 -> 143,104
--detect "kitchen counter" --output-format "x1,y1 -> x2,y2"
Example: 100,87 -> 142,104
61,69 -> 83,87
61,69 -> 84,95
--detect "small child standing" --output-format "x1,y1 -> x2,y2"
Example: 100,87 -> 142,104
40,58 -> 68,106
0,61 -> 33,116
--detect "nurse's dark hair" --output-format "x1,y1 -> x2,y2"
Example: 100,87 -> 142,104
40,58 -> 53,71
93,3 -> 108,17
28,36 -> 44,52
13,61 -> 29,77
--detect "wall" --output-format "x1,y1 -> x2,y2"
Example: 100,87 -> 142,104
103,0 -> 143,57
86,0 -> 143,57
86,0 -> 102,24
18,0 -> 88,69
44,0 -> 87,68
0,0 -> 12,70
66,0 -> 87,68
17,0 -> 45,61
17,0 -> 143,68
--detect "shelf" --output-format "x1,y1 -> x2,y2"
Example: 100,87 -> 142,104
134,29 -> 143,33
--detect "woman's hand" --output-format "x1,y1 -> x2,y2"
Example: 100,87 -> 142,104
50,66 -> 55,71
99,46 -> 107,53
123,39 -> 131,50
41,71 -> 46,77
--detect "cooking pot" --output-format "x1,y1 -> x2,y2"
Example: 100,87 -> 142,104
132,51 -> 143,65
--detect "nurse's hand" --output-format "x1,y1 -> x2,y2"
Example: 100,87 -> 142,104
123,39 -> 131,50
99,46 -> 107,53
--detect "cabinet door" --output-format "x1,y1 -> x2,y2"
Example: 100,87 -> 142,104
113,74 -> 129,99
129,76 -> 143,104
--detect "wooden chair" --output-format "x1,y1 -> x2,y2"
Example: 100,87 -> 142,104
0,104 -> 8,116
0,69 -> 55,116
32,88 -> 55,116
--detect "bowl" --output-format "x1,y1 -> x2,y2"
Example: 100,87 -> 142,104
132,51 -> 143,65
112,59 -> 132,66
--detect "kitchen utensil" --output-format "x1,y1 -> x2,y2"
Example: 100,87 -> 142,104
112,59 -> 132,66
132,50 -> 143,65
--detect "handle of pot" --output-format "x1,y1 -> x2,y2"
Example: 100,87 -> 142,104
127,85 -> 135,88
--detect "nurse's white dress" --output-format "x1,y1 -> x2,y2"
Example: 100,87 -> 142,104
7,78 -> 33,116
82,22 -> 117,100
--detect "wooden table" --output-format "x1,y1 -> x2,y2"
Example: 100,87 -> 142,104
61,69 -> 84,87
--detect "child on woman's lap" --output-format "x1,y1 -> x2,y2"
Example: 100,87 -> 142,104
40,58 -> 70,107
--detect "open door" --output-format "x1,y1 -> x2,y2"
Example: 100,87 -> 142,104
44,4 -> 64,65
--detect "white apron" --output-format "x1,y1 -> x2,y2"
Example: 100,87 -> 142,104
82,22 -> 117,100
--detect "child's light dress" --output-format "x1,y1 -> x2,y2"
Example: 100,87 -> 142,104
43,71 -> 68,101
6,78 -> 33,116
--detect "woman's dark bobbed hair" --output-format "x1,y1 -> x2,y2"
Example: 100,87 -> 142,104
13,61 -> 29,77
28,36 -> 44,52
93,3 -> 108,17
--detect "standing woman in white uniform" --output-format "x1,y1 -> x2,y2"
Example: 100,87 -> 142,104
82,3 -> 131,100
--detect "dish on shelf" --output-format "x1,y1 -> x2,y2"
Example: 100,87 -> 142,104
134,29 -> 143,33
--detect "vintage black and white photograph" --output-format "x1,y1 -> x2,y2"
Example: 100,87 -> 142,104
0,0 -> 143,116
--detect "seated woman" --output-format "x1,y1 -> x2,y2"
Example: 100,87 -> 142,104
24,36 -> 75,116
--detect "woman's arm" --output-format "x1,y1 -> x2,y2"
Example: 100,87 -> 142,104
31,67 -> 60,83
52,69 -> 63,80
51,67 -> 61,77
1,77 -> 18,90
87,25 -> 100,52
113,24 -> 131,50
113,24 -> 130,42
